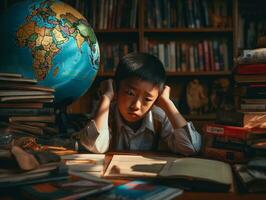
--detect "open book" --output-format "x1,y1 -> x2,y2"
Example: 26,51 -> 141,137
104,155 -> 233,192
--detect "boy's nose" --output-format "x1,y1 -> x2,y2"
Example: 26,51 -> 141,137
130,99 -> 141,110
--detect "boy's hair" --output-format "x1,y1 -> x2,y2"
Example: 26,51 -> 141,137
114,52 -> 166,91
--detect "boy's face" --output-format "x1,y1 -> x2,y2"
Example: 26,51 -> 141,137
117,77 -> 160,123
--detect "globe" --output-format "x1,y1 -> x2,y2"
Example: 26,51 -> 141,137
0,0 -> 100,106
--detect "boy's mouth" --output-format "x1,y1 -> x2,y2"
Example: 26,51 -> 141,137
127,112 -> 139,118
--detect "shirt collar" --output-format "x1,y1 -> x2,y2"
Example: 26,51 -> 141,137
114,105 -> 155,134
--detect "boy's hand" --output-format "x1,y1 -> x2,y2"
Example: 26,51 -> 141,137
100,79 -> 114,101
156,85 -> 171,108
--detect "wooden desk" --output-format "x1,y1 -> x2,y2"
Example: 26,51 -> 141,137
1,152 -> 266,200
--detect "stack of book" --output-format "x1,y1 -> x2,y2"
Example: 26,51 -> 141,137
0,72 -> 58,137
234,157 -> 266,193
202,49 -> 266,163
234,48 -> 266,113
202,120 -> 266,163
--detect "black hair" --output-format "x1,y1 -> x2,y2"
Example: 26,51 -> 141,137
114,52 -> 166,91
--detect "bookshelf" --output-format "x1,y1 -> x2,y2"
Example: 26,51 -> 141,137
67,0 -> 238,123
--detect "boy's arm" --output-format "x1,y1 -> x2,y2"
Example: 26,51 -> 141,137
94,79 -> 114,129
75,79 -> 114,153
156,86 -> 201,155
156,86 -> 187,129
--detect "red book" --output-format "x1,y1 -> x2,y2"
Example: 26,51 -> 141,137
203,40 -> 210,71
233,64 -> 266,75
203,123 -> 266,140
203,123 -> 249,140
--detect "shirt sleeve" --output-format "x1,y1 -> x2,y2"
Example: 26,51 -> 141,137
161,119 -> 202,156
77,120 -> 110,153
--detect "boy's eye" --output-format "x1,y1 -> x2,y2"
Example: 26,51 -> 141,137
125,90 -> 134,96
144,98 -> 153,102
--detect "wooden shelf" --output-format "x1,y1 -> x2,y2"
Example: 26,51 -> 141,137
143,28 -> 234,33
95,29 -> 139,33
166,71 -> 232,76
95,28 -> 233,33
97,71 -> 232,77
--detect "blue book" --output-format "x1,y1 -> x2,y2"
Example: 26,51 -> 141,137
96,180 -> 183,200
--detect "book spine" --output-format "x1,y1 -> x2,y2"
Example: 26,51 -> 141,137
213,137 -> 247,152
0,108 -> 54,116
234,64 -> 266,75
203,146 -> 246,163
240,104 -> 266,111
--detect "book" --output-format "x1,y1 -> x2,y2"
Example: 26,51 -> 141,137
239,84 -> 266,99
0,76 -> 37,84
234,74 -> 266,83
234,163 -> 266,192
20,174 -> 113,200
93,180 -> 183,200
103,155 -> 233,192
61,154 -> 105,176
242,98 -> 266,104
8,122 -> 44,135
203,123 -> 250,140
0,83 -> 55,92
233,64 -> 266,75
216,110 -> 266,128
0,107 -> 55,116
0,165 -> 69,188
9,115 -> 56,123
19,122 -> 50,127
0,102 -> 44,109
212,137 -> 247,152
0,162 -> 62,186
0,95 -> 54,102
240,104 -> 266,111
203,123 -> 266,141
0,90 -> 52,97
0,72 -> 23,78
203,146 -> 246,163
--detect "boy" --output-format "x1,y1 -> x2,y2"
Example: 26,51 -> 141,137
76,52 -> 201,155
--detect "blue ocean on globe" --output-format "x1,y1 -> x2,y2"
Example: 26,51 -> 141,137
0,0 -> 100,105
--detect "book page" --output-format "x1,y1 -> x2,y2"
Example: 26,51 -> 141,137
159,157 -> 233,185
104,155 -> 174,178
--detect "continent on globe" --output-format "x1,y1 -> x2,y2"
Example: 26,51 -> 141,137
0,0 -> 100,105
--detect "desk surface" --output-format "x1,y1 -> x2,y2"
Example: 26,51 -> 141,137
1,151 -> 266,200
